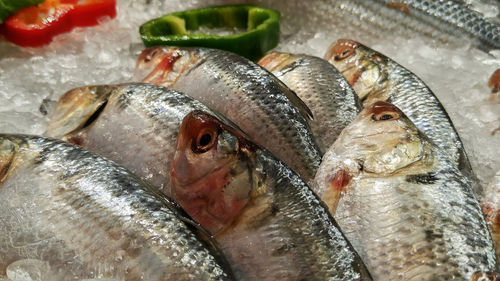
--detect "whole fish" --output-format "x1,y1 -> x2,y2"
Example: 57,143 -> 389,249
0,135 -> 233,281
324,38 -> 480,194
258,51 -> 361,153
134,46 -> 322,183
266,0 -> 500,50
170,111 -> 372,281
314,101 -> 498,280
46,83 -> 222,198
482,170 -> 500,271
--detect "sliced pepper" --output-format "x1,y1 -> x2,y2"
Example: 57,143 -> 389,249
139,5 -> 280,61
0,0 -> 44,23
1,0 -> 116,47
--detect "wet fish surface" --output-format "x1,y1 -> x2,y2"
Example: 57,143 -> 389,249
170,111 -> 372,281
325,39 -> 480,194
46,83 -> 221,198
258,51 -> 361,153
482,170 -> 500,271
278,0 -> 500,50
0,135 -> 232,281
314,102 -> 498,280
134,46 -> 322,183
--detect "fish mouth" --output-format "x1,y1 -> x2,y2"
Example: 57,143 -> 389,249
351,130 -> 403,140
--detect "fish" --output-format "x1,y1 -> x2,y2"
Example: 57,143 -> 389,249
324,38 -> 481,194
482,170 -> 500,271
258,51 -> 361,153
134,46 -> 322,183
0,134 -> 233,281
267,0 -> 500,50
170,110 -> 373,281
313,101 -> 498,280
46,83 -> 222,198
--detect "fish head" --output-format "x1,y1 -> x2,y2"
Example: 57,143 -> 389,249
46,85 -> 113,143
171,111 -> 259,235
314,101 -> 425,212
134,47 -> 200,87
325,39 -> 388,100
257,51 -> 296,72
0,137 -> 17,184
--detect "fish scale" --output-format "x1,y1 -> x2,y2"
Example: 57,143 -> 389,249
258,52 -> 361,153
0,135 -> 232,281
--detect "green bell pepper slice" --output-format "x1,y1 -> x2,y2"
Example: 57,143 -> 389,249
0,0 -> 44,23
139,5 -> 280,61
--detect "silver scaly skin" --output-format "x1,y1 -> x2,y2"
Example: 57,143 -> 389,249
481,170 -> 500,271
258,52 -> 361,154
0,135 -> 233,281
325,39 -> 480,195
314,102 -> 498,280
272,0 -> 500,50
46,83 -> 221,198
376,0 -> 500,50
170,111 -> 372,281
134,47 -> 322,183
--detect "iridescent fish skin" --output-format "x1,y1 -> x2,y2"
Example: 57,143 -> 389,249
258,51 -> 361,153
314,102 -> 497,280
170,111 -> 372,281
285,0 -> 500,50
482,170 -> 500,271
46,83 -> 220,198
325,39 -> 480,194
134,47 -> 322,183
0,135 -> 233,281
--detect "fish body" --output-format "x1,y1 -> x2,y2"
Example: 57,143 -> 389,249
286,0 -> 500,50
46,83 -> 220,198
314,102 -> 497,280
482,170 -> 500,271
170,111 -> 372,281
134,47 -> 322,182
325,39 -> 480,194
258,51 -> 361,153
0,135 -> 232,281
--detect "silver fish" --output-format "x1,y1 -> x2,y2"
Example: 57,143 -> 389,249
258,51 -> 361,153
0,134 -> 233,281
259,0 -> 500,50
170,111 -> 372,281
46,83 -> 221,198
134,46 -> 322,183
314,101 -> 498,280
324,39 -> 480,194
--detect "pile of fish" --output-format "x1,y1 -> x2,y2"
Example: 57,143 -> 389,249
2,1 -> 500,280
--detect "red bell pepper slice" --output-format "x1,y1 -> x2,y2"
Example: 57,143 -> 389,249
1,0 -> 116,47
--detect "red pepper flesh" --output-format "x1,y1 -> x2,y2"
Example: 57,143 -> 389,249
1,0 -> 116,47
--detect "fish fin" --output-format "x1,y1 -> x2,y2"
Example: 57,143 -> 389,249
0,137 -> 17,184
46,85 -> 115,138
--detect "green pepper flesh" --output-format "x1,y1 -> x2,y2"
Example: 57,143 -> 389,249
139,5 -> 280,61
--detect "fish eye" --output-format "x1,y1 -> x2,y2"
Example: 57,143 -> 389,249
335,48 -> 354,61
144,50 -> 158,63
372,111 -> 400,121
193,128 -> 217,153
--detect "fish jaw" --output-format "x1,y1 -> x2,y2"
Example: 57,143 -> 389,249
171,111 -> 257,235
46,85 -> 113,139
325,39 -> 388,100
134,46 -> 199,88
314,101 -> 425,213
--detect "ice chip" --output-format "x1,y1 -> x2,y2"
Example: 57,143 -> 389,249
6,259 -> 50,281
